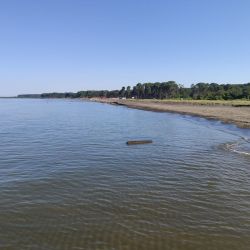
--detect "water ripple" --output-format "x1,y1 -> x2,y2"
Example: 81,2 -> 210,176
0,99 -> 249,250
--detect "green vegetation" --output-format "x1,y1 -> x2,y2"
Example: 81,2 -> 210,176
121,82 -> 250,100
130,99 -> 250,107
17,94 -> 42,98
17,82 -> 250,101
17,90 -> 120,99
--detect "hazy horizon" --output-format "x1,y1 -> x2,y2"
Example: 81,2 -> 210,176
1,0 -> 250,96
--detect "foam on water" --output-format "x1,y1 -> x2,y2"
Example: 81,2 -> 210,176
223,137 -> 250,156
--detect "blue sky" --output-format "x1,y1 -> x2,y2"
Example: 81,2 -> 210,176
1,0 -> 250,96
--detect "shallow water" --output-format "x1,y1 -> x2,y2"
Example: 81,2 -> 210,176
0,99 -> 249,250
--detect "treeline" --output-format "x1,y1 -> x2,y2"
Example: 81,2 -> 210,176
18,94 -> 42,98
17,82 -> 250,100
18,90 -> 120,99
119,82 -> 250,100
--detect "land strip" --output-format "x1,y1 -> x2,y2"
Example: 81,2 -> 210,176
91,98 -> 250,129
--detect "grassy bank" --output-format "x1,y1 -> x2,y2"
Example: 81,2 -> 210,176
127,99 -> 250,107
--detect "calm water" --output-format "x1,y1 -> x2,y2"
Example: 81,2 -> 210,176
0,99 -> 250,250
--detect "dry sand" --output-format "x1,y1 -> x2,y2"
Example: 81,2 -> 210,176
91,98 -> 250,129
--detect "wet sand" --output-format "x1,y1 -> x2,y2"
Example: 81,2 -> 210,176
91,98 -> 250,129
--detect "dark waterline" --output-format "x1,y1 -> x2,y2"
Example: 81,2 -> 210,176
0,99 -> 249,250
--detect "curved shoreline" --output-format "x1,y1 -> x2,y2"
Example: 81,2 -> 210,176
91,98 -> 250,129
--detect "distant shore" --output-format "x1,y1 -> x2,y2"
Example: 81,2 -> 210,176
90,98 -> 250,129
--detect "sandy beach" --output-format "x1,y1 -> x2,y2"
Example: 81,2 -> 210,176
91,98 -> 250,129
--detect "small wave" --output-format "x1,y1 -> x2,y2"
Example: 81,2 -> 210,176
222,138 -> 250,156
241,137 -> 250,143
232,150 -> 250,156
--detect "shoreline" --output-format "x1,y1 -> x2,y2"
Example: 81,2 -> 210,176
91,98 -> 250,129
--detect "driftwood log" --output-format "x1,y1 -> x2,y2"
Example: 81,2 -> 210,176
126,140 -> 153,145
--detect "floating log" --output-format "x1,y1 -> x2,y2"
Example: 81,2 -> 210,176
126,140 -> 153,145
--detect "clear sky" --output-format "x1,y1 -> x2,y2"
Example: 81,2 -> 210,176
1,0 -> 250,96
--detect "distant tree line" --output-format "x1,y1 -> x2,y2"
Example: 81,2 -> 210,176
18,90 -> 120,99
17,82 -> 250,100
